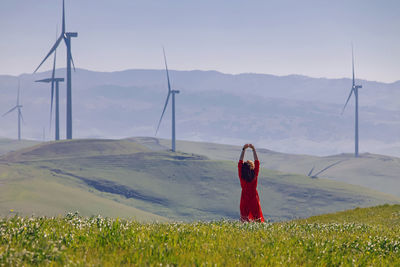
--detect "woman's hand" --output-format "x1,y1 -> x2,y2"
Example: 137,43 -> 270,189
243,144 -> 250,150
249,144 -> 255,150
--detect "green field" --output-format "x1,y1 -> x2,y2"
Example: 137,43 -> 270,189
1,204 -> 399,266
0,138 -> 398,221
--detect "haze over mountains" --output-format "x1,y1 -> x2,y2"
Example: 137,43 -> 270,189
1,69 -> 399,156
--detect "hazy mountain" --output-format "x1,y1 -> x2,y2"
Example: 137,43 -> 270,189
0,69 -> 399,156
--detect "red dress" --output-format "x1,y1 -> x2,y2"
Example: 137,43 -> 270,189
238,160 -> 264,222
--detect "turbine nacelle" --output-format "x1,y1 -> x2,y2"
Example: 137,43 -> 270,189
65,32 -> 78,38
35,78 -> 65,83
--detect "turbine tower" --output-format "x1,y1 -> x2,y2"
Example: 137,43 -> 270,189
34,0 -> 77,140
35,43 -> 64,141
155,48 -> 180,152
342,46 -> 362,157
3,79 -> 24,141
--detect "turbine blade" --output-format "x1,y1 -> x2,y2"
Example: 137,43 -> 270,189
51,45 -> 56,84
17,79 -> 20,105
50,45 -> 57,130
352,44 -> 355,87
313,160 -> 343,177
34,35 -> 63,73
19,109 -> 25,124
155,92 -> 171,136
70,53 -> 76,72
163,47 -> 172,92
63,36 -> 77,72
62,0 -> 66,34
50,83 -> 55,131
2,106 -> 18,117
307,166 -> 315,177
341,88 -> 354,115
35,78 -> 51,83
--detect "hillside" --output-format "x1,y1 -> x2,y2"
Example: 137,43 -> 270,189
1,205 -> 399,265
150,138 -> 400,198
0,138 -> 398,221
0,138 -> 39,155
302,204 -> 400,226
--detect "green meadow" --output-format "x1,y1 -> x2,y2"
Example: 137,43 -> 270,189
0,138 -> 398,221
0,139 -> 399,265
1,204 -> 399,266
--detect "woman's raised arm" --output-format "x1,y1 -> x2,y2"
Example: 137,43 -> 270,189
240,144 -> 249,161
249,144 -> 259,161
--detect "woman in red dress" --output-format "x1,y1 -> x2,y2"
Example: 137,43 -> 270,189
238,144 -> 265,222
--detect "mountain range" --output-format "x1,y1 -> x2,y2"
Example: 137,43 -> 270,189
1,68 -> 399,156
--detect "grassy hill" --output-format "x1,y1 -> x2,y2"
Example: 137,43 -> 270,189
0,138 -> 39,155
1,204 -> 399,265
151,138 -> 400,198
0,138 -> 398,221
0,139 -> 165,222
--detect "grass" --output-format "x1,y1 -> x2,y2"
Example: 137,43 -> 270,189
0,204 -> 399,266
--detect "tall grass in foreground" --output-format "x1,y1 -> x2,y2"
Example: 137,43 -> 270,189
1,205 -> 399,266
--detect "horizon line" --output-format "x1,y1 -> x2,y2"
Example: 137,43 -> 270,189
1,67 -> 399,85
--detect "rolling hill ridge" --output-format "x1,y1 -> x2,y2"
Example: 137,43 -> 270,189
0,138 -> 398,221
154,138 -> 400,198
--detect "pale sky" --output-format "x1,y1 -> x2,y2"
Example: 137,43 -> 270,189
0,0 -> 399,82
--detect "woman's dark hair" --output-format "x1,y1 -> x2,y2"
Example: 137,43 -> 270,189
241,162 -> 255,182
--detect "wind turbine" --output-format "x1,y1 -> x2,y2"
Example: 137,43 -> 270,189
3,79 -> 24,141
35,41 -> 64,141
34,0 -> 77,140
155,48 -> 180,152
341,46 -> 363,157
